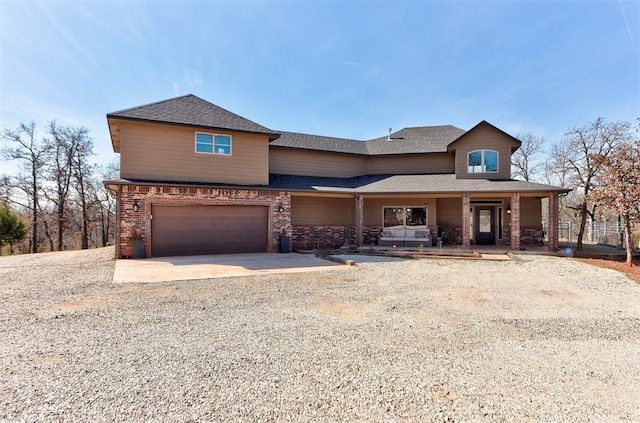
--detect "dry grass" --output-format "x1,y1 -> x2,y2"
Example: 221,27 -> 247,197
575,257 -> 640,284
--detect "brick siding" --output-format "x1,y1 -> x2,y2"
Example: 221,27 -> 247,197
116,184 -> 290,258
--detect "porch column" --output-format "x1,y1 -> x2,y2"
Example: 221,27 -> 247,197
355,194 -> 363,246
510,192 -> 521,250
462,194 -> 471,249
547,192 -> 559,252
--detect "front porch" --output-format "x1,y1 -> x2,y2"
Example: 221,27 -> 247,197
290,191 -> 561,252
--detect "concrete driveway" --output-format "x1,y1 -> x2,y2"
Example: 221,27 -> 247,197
113,252 -> 348,283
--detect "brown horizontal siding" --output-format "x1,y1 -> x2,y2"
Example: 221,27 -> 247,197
269,148 -> 367,178
436,198 -> 462,224
120,121 -> 269,184
291,196 -> 354,225
366,153 -> 454,175
519,197 -> 542,226
454,125 -> 518,179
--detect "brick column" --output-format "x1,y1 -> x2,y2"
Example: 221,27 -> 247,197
510,192 -> 521,250
355,194 -> 363,246
548,192 -> 559,252
462,194 -> 471,249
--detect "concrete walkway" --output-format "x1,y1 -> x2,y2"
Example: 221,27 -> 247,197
113,253 -> 348,284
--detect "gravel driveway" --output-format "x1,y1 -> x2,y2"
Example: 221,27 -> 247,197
1,247 -> 639,422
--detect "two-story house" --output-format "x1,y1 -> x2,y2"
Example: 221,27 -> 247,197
105,94 -> 569,258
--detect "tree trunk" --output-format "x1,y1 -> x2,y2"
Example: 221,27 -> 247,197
81,197 -> 89,250
57,201 -> 64,251
623,214 -> 633,266
576,200 -> 588,251
100,206 -> 108,247
42,218 -> 54,252
31,166 -> 38,253
78,177 -> 89,250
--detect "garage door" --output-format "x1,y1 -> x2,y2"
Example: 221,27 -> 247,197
151,205 -> 268,257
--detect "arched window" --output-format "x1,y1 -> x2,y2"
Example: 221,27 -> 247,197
468,150 -> 498,173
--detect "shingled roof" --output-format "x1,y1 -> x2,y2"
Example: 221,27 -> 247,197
106,174 -> 569,195
365,125 -> 467,155
271,131 -> 368,155
270,125 -> 467,156
107,94 -> 279,138
267,174 -> 569,194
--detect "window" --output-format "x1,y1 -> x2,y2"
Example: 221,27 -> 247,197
383,206 -> 427,229
195,132 -> 232,155
467,150 -> 498,173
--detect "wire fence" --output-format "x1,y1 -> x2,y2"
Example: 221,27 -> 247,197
543,220 -> 627,248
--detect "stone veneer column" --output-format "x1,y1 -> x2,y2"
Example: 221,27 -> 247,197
355,194 -> 363,246
510,192 -> 521,251
548,192 -> 559,252
462,194 -> 471,249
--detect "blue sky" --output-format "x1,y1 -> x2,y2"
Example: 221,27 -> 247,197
1,0 -> 638,169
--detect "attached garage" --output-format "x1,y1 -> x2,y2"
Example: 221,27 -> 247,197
151,205 -> 268,257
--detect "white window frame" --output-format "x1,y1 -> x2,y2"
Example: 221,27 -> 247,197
195,132 -> 232,156
467,149 -> 498,173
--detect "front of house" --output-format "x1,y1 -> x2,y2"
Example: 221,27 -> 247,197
105,95 -> 568,258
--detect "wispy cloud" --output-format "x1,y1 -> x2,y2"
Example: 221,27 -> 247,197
183,69 -> 203,90
618,0 -> 638,55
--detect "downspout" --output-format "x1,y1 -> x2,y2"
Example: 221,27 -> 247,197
115,183 -> 122,259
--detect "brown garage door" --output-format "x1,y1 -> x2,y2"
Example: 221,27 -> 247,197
151,205 -> 268,257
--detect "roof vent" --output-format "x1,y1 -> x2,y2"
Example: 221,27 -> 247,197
387,127 -> 404,141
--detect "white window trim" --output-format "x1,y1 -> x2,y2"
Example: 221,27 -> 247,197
195,132 -> 232,156
467,149 -> 499,173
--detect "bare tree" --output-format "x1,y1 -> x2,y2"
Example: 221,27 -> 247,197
70,132 -> 95,249
42,122 -> 90,250
553,118 -> 633,250
1,122 -> 46,253
93,160 -> 119,247
512,133 -> 545,181
588,139 -> 640,265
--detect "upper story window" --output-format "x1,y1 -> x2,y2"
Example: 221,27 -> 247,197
195,132 -> 232,155
468,150 -> 498,173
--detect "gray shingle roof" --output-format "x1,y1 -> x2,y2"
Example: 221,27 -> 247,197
365,126 -> 467,155
107,174 -> 568,194
270,126 -> 467,155
107,94 -> 279,138
268,174 -> 569,194
271,131 -> 368,155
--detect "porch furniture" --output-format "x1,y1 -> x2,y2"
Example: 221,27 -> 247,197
380,228 -> 431,246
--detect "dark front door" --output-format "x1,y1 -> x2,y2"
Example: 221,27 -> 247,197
475,208 -> 495,245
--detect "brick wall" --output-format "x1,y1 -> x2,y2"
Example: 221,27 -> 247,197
495,226 -> 542,246
292,225 -> 354,250
116,184 -> 291,258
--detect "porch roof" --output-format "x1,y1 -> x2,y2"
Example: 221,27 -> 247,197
267,174 -> 570,194
106,174 -> 570,195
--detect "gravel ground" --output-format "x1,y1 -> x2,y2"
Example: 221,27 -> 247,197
1,247 -> 639,422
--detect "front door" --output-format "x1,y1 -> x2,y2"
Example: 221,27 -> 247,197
475,208 -> 495,245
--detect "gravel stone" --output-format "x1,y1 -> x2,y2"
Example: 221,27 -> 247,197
1,247 -> 639,422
